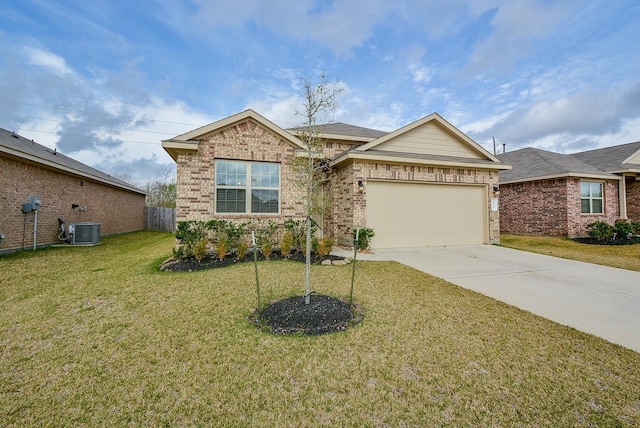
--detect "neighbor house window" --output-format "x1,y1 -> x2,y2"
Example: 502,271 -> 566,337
215,160 -> 280,214
580,181 -> 603,214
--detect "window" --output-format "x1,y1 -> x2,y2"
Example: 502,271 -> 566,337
580,181 -> 603,214
215,160 -> 280,214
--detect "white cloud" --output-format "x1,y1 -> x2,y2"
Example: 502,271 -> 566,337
25,47 -> 74,76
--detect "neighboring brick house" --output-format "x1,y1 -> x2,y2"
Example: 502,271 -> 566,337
163,109 -> 510,249
0,128 -> 146,253
497,142 -> 640,237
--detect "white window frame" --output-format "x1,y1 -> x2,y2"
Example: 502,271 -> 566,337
215,160 -> 281,214
580,181 -> 604,214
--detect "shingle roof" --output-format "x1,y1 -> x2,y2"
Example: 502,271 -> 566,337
288,122 -> 388,139
0,128 -> 145,194
497,147 -> 617,182
571,141 -> 640,172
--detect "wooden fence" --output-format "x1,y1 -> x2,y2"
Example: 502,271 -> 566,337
144,207 -> 176,233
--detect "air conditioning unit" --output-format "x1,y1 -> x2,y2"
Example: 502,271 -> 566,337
69,222 -> 101,245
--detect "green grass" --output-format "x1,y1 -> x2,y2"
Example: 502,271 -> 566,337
500,233 -> 640,272
2,231 -> 639,426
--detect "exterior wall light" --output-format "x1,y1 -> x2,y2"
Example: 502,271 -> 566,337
357,180 -> 365,192
493,185 -> 500,192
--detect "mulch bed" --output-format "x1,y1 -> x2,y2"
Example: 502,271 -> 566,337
250,294 -> 365,336
572,237 -> 640,246
160,250 -> 345,272
161,250 -> 363,336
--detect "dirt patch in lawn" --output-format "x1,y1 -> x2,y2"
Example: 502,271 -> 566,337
250,294 -> 364,336
160,250 -> 345,272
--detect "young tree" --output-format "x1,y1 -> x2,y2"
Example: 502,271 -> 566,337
292,72 -> 343,304
144,167 -> 177,208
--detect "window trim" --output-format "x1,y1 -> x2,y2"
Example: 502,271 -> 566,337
580,181 -> 604,215
214,159 -> 281,215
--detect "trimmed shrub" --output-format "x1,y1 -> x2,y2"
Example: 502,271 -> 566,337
586,221 -> 614,240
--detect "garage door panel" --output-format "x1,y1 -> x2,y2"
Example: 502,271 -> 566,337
366,181 -> 486,248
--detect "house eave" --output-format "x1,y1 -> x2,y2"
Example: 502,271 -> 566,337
607,167 -> 640,175
500,172 -> 621,185
289,129 -> 376,143
0,146 -> 146,195
330,150 -> 511,170
161,139 -> 199,161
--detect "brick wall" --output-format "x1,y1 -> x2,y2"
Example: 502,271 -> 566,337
499,177 -> 621,236
626,176 -> 640,221
0,155 -> 145,252
499,179 -> 569,235
175,119 -> 308,233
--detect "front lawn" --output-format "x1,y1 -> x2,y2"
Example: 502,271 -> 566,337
500,233 -> 640,272
1,231 -> 639,426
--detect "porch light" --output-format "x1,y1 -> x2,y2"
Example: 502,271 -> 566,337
493,185 -> 499,193
357,180 -> 365,192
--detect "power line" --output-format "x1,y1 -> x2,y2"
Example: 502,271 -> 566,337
0,98 -> 206,128
0,84 -> 213,116
18,128 -> 162,146
0,112 -> 178,136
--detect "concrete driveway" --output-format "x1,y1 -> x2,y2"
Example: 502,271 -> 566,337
369,245 -> 640,353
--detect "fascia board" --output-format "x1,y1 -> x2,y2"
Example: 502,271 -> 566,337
500,172 -> 621,185
330,151 -> 512,170
289,129 -> 376,143
170,109 -> 306,150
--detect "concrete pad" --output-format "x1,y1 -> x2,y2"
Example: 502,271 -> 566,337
374,245 -> 640,353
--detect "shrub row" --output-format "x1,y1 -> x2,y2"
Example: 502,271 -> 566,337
172,219 -> 371,262
586,220 -> 640,240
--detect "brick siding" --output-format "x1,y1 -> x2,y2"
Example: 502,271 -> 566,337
0,155 -> 145,252
626,176 -> 640,221
499,177 -> 621,236
175,119 -> 308,235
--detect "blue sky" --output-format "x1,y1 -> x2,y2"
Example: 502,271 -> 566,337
1,0 -> 639,183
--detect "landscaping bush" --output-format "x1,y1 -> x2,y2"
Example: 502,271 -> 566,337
585,221 -> 614,240
354,227 -> 375,250
614,220 -> 634,239
280,231 -> 294,258
254,220 -> 279,260
316,236 -> 334,258
284,218 -> 313,252
174,220 -> 210,259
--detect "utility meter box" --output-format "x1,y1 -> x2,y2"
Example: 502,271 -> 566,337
21,195 -> 42,213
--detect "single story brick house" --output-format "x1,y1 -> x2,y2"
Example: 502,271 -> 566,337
162,109 -> 510,249
0,128 -> 146,253
497,142 -> 640,236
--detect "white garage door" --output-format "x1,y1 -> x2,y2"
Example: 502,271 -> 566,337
366,181 -> 487,248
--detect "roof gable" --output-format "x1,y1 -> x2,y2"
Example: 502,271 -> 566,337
0,128 -> 144,194
162,109 -> 306,161
354,113 -> 499,162
624,148 -> 640,166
